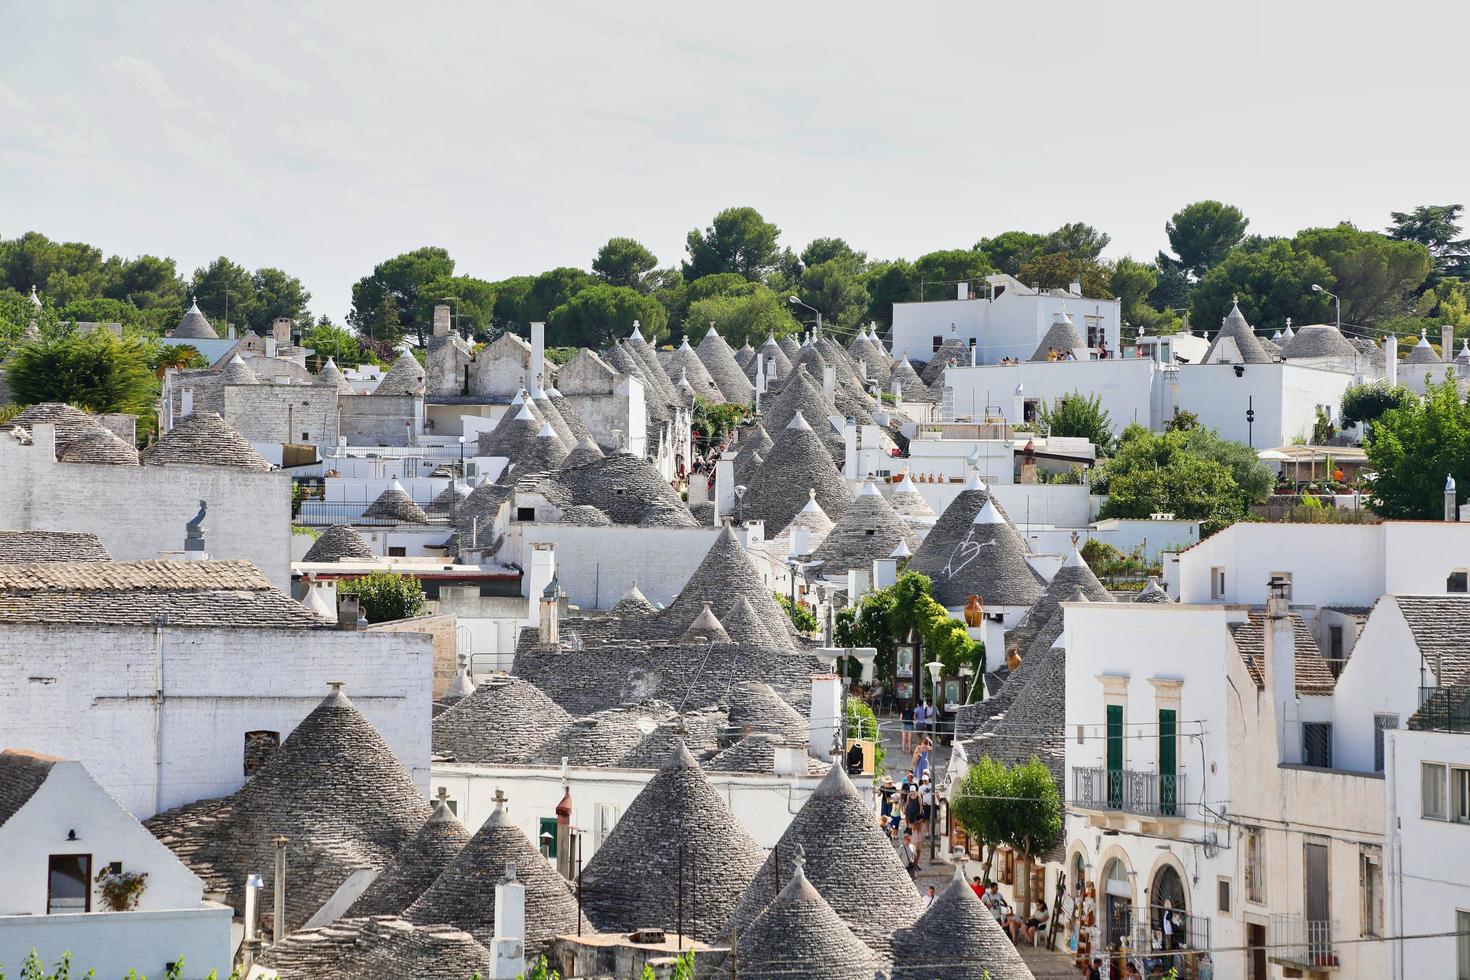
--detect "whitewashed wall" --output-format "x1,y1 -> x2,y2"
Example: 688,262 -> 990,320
0,906 -> 231,980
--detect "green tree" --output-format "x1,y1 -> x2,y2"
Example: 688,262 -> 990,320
861,259 -> 917,328
1162,200 -> 1249,279
337,571 -> 426,624
1341,380 -> 1414,429
58,297 -> 149,332
951,756 -> 1061,909
1109,257 -> 1159,332
0,231 -> 110,305
1189,239 -> 1334,334
302,323 -> 366,367
683,206 -> 783,282
975,231 -> 1046,277
1364,375 -> 1470,519
684,286 -> 801,347
951,755 -> 1012,881
546,283 -> 668,348
800,237 -> 866,270
1041,222 -> 1110,262
349,247 -> 456,344
1015,253 -> 1113,297
1292,223 -> 1432,327
1096,424 -> 1265,534
489,276 -> 534,332
796,258 -> 871,333
517,267 -> 598,326
1036,391 -> 1116,454
1388,204 -> 1470,282
248,267 -> 313,333
416,274 -> 499,339
364,293 -> 403,346
189,256 -> 255,331
5,331 -> 158,417
912,249 -> 995,299
592,237 -> 659,291
1178,426 -> 1274,502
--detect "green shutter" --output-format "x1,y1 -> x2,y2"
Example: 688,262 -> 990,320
538,817 -> 559,858
1159,708 -> 1178,816
1106,704 -> 1123,807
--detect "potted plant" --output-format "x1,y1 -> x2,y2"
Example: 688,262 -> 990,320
95,866 -> 148,912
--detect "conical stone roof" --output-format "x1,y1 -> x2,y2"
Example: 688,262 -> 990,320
907,475 -> 1008,580
375,350 -> 426,397
579,743 -> 765,942
697,326 -> 756,403
741,413 -> 853,536
1029,312 -> 1087,361
525,705 -> 673,766
315,357 -> 354,393
1203,300 -> 1272,364
770,489 -> 836,558
1134,576 -> 1172,603
476,402 -> 545,460
665,338 -> 725,404
219,353 -> 259,385
304,524 -> 376,562
172,299 -> 219,340
724,765 -> 924,956
734,344 -> 755,370
624,329 -> 683,409
257,917 -> 490,980
11,402 -> 105,453
616,708 -> 727,768
56,426 -> 139,465
346,795 -> 471,917
424,479 -> 470,517
1403,330 -> 1441,365
1006,542 -> 1112,654
705,732 -> 827,776
732,423 -> 773,482
546,390 -> 593,444
810,479 -> 921,578
720,596 -> 771,646
889,473 -> 937,521
891,868 -> 1035,979
542,450 -> 696,527
363,479 -> 429,523
659,524 -> 795,647
531,388 -> 577,446
143,413 -> 272,471
763,366 -> 839,440
751,335 -> 793,382
887,356 -> 927,397
682,601 -> 731,643
561,434 -> 605,469
496,423 -> 569,483
726,680 -> 808,742
611,581 -> 658,618
1282,324 -> 1359,360
406,793 -> 588,957
777,335 -> 802,362
914,498 -> 1042,608
921,335 -> 970,384
431,675 -> 573,764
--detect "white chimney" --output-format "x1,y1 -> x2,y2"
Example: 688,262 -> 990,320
957,282 -> 969,301
272,317 -> 292,345
872,556 -> 898,591
890,379 -> 903,402
182,388 -> 195,416
1384,335 -> 1398,386
714,453 -> 736,520
773,744 -> 806,777
822,366 -> 836,402
530,322 -> 546,386
1263,579 -> 1299,764
490,865 -> 526,979
1070,279 -> 1082,297
1447,475 -> 1458,523
847,567 -> 872,603
808,674 -> 843,761
1444,326 -> 1455,364
789,526 -> 811,558
433,304 -> 451,338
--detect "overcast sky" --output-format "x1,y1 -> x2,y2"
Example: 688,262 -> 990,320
3,0 -> 1467,321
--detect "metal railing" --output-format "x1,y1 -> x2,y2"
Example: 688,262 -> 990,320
296,500 -> 452,528
1415,685 -> 1470,732
1127,906 -> 1213,978
1072,766 -> 1185,817
1269,914 -> 1338,970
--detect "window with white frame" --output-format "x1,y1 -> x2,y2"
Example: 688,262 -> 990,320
1456,768 -> 1470,823
595,803 -> 620,850
1424,762 -> 1447,819
1245,827 -> 1265,903
1211,566 -> 1226,600
1359,847 -> 1383,937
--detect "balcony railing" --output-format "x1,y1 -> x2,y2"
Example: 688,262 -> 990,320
1414,685 -> 1470,732
1072,766 -> 1185,817
1269,914 -> 1339,970
296,500 -> 453,528
1127,906 -> 1213,978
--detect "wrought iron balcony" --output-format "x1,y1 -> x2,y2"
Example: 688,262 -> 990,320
1072,766 -> 1185,817
1269,913 -> 1339,971
1414,685 -> 1470,733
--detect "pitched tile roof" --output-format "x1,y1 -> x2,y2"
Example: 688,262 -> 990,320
1394,595 -> 1470,686
0,748 -> 61,827
0,559 -> 324,628
0,530 -> 110,564
724,765 -> 923,956
580,743 -> 766,942
1229,613 -> 1337,695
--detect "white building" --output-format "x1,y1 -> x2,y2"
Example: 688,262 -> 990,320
890,274 -> 1122,366
0,560 -> 433,820
0,750 -> 232,979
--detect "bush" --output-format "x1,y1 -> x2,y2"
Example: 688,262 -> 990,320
1341,379 -> 1413,428
337,571 -> 426,624
5,330 -> 158,418
844,698 -> 886,774
1036,390 -> 1115,455
775,592 -> 819,635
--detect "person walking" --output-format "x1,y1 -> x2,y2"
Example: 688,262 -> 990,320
900,831 -> 921,879
901,703 -> 915,751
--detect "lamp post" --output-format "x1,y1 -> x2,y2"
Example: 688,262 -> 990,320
788,296 -> 823,338
1245,395 -> 1255,448
925,660 -> 944,861
735,484 -> 747,525
1311,284 -> 1341,330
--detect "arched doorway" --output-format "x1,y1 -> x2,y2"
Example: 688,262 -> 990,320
1102,858 -> 1133,949
1151,863 -> 1188,953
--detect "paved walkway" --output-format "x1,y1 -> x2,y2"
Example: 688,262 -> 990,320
1019,944 -> 1082,979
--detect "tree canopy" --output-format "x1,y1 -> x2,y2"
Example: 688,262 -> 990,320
5,330 -> 158,418
1189,238 -> 1335,333
1162,200 -> 1249,279
593,237 -> 659,291
546,283 -> 668,348
1095,423 -> 1270,534
683,207 -> 783,281
1037,391 -> 1116,455
1364,376 -> 1470,519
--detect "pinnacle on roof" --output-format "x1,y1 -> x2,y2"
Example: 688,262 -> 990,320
363,478 -> 429,524
659,524 -> 795,647
890,539 -> 912,558
1134,576 -> 1172,603
741,410 -> 853,535
406,790 -> 588,956
580,741 -> 765,942
629,318 -> 645,341
28,284 -> 42,308
375,350 -> 426,397
346,791 -> 471,918
1203,298 -> 1272,364
889,473 -> 938,520
432,676 -> 573,764
890,868 -> 1035,979
723,764 -> 924,956
1404,328 -> 1442,364
220,353 -> 259,385
810,477 -> 921,578
682,601 -> 732,643
314,357 -> 355,393
172,298 -> 219,340
143,412 -> 273,471
303,524 -> 376,562
444,668 -> 475,700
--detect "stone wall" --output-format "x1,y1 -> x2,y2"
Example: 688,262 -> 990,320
0,432 -> 293,590
470,334 -> 533,400
366,612 -> 459,698
0,623 -> 432,819
339,394 -> 423,447
223,384 -> 340,446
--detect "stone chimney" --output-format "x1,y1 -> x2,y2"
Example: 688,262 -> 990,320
809,674 -> 843,761
555,787 -> 575,880
872,555 -> 898,591
1384,334 -> 1398,386
490,863 -> 526,979
272,317 -> 292,345
822,366 -> 836,403
538,575 -> 560,649
433,305 -> 452,338
1447,475 -> 1458,522
1444,326 -> 1455,364
1262,576 -> 1299,764
337,597 -> 363,631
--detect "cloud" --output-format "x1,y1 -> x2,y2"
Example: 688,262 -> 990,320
205,38 -> 311,98
111,55 -> 208,118
0,81 -> 34,114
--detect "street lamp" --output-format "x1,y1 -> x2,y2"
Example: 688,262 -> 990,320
788,296 -> 822,337
925,659 -> 945,861
1310,284 -> 1341,330
734,484 -> 747,525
